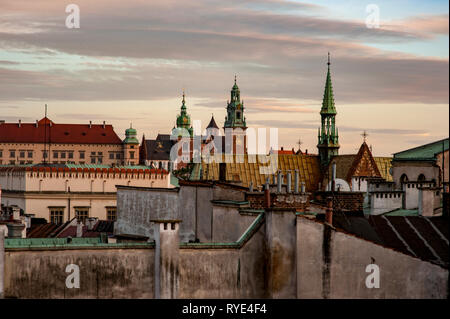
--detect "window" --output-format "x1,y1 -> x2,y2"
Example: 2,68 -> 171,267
10,150 -> 15,158
43,151 -> 48,159
53,152 -> 58,158
97,157 -> 103,164
98,152 -> 103,156
106,207 -> 117,221
116,153 -> 121,159
75,208 -> 89,223
60,152 -> 66,159
19,151 -> 25,158
237,111 -> 241,119
418,174 -> 426,182
50,208 -> 64,224
27,151 -> 33,158
9,160 -> 15,164
109,153 -> 114,159
130,151 -> 135,159
79,152 -> 85,159
68,152 -> 73,159
91,152 -> 96,156
400,174 -> 408,184
0,150 -> 2,157
91,157 -> 96,164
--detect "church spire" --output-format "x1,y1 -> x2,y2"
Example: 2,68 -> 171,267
321,52 -> 336,115
317,53 -> 339,167
224,76 -> 246,129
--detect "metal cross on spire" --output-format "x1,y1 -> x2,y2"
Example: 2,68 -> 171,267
361,130 -> 368,142
297,138 -> 303,151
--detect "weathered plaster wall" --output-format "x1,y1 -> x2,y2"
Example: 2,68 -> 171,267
4,247 -> 154,299
296,217 -> 448,299
212,206 -> 256,242
115,187 -> 180,240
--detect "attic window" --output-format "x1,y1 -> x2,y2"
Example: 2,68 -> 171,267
82,132 -> 86,136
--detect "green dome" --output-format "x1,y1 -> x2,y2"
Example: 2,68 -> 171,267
123,126 -> 139,144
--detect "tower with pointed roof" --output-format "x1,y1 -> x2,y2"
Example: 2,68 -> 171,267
224,76 -> 247,154
317,53 -> 339,167
174,91 -> 193,137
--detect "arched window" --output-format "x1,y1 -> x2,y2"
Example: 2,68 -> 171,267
418,174 -> 426,182
400,174 -> 408,184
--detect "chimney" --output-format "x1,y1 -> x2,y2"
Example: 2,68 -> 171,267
264,183 -> 271,208
12,206 -> 20,221
281,146 -> 284,151
301,181 -> 305,193
331,162 -> 336,192
277,171 -> 282,193
89,121 -> 92,128
294,170 -> 299,193
76,222 -> 83,238
249,181 -> 254,192
18,119 -> 21,128
286,171 -> 292,193
305,149 -> 308,154
325,197 -> 333,225
219,163 -> 226,182
86,217 -> 98,231
103,121 -> 106,129
35,120 -> 38,127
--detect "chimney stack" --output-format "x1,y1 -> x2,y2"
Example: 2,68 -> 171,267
286,171 -> 292,193
89,121 -> 92,128
249,182 -> 254,192
301,181 -> 305,193
76,222 -> 83,238
35,120 -> 38,127
264,183 -> 271,208
277,171 -> 282,193
294,169 -> 299,193
331,162 -> 336,192
325,197 -> 333,226
103,121 -> 106,129
18,119 -> 21,128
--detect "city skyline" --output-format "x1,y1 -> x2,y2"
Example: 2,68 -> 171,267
0,0 -> 448,156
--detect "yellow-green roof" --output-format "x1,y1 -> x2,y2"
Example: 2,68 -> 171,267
374,157 -> 393,182
190,154 -> 322,192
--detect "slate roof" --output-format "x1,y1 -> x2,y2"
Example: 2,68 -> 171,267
332,214 -> 449,268
394,138 -> 449,161
0,117 -> 122,144
190,154 -> 322,192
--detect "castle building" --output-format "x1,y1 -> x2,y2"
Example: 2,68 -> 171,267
0,117 -> 139,166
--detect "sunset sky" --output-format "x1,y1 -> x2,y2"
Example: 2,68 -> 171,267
0,0 -> 448,156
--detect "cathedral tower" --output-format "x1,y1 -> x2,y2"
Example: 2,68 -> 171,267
224,76 -> 247,154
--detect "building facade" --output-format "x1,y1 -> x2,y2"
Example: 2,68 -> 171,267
0,117 -> 139,166
0,164 -> 171,224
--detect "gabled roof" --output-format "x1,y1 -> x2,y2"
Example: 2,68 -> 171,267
324,142 -> 390,185
0,118 -> 122,144
393,138 -> 449,161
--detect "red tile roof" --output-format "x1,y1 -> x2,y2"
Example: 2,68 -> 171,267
0,117 -> 122,144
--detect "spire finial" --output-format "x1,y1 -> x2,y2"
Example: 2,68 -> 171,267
361,130 -> 368,142
327,52 -> 330,66
130,122 -> 132,129
234,74 -> 237,84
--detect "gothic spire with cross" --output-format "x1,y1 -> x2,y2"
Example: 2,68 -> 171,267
317,52 -> 340,166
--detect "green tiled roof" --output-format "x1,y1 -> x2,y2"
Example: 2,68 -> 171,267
394,138 -> 449,161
